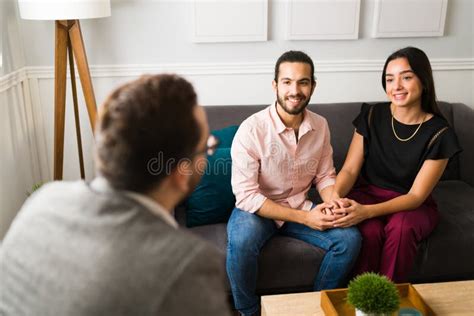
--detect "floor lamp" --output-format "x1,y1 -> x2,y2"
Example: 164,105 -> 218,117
18,0 -> 111,180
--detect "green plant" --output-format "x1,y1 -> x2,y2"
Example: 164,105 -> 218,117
27,182 -> 43,197
347,272 -> 400,314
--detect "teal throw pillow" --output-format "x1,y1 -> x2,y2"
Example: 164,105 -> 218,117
211,125 -> 239,148
186,125 -> 239,227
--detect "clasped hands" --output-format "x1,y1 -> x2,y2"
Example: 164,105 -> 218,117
306,198 -> 367,231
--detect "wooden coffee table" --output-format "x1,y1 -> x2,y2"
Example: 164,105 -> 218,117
261,280 -> 474,316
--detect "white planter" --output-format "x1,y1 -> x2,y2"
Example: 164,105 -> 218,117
355,308 -> 393,316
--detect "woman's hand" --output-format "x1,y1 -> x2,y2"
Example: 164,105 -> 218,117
326,192 -> 340,214
331,198 -> 369,228
305,203 -> 338,231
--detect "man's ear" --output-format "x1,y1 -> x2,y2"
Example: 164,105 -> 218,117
272,80 -> 277,92
310,80 -> 317,95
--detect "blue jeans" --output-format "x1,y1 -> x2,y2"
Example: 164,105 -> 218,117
226,207 -> 361,316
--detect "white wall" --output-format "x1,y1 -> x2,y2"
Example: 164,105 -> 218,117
11,0 -> 471,105
1,0 -> 473,239
16,0 -> 474,104
0,0 -> 45,239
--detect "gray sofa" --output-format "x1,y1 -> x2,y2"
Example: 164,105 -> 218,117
176,101 -> 474,295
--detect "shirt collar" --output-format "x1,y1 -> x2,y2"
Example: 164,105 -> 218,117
270,102 -> 314,136
90,177 -> 178,229
270,102 -> 289,134
299,110 -> 315,137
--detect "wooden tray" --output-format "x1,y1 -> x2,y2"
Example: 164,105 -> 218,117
320,283 -> 435,316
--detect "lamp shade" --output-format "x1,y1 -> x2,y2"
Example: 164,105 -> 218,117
18,0 -> 111,20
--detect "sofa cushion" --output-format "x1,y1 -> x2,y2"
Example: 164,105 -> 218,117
409,180 -> 474,282
186,148 -> 234,227
437,102 -> 461,181
211,125 -> 239,148
185,126 -> 238,227
188,223 -> 326,293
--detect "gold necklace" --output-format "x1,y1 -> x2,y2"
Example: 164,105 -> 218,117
391,110 -> 426,142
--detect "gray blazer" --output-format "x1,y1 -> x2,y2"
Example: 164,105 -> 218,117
0,181 -> 232,316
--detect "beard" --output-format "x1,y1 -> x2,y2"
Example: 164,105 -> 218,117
187,157 -> 207,195
187,170 -> 202,194
276,89 -> 311,115
177,165 -> 203,206
175,157 -> 207,206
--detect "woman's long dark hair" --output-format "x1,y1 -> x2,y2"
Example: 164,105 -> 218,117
382,47 -> 442,116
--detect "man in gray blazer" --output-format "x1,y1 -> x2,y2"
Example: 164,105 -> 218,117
0,75 -> 231,315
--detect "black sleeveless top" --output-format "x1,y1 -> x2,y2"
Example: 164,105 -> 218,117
353,102 -> 462,194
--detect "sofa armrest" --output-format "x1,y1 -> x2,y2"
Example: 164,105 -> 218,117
453,103 -> 474,186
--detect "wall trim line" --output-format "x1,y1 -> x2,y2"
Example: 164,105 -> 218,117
23,58 -> 474,80
2,58 -> 473,90
0,68 -> 28,92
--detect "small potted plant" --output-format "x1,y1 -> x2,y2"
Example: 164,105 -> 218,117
347,272 -> 400,316
27,182 -> 43,197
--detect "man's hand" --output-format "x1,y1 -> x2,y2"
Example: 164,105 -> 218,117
331,198 -> 369,228
304,203 -> 337,231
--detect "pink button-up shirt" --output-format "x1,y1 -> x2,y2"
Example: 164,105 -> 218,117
231,103 -> 336,221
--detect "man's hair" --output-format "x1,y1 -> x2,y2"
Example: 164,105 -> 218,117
95,74 -> 201,193
274,50 -> 315,84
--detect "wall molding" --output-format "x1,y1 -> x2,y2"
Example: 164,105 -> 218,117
287,0 -> 361,40
21,58 -> 474,81
1,58 -> 473,90
0,67 -> 49,183
373,0 -> 448,38
192,0 -> 268,43
0,68 -> 27,92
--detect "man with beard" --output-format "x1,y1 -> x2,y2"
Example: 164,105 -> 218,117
227,51 -> 361,316
0,75 -> 232,316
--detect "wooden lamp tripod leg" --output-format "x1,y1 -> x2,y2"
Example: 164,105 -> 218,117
53,21 -> 68,180
67,37 -> 85,179
68,20 -> 98,131
53,20 -> 97,180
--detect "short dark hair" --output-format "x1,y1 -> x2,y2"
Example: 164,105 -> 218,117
274,50 -> 316,84
382,46 -> 442,116
95,74 -> 201,193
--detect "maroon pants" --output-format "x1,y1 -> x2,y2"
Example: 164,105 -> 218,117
347,184 -> 439,283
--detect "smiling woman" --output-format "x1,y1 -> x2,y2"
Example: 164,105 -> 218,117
329,46 -> 462,283
385,59 -> 423,112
